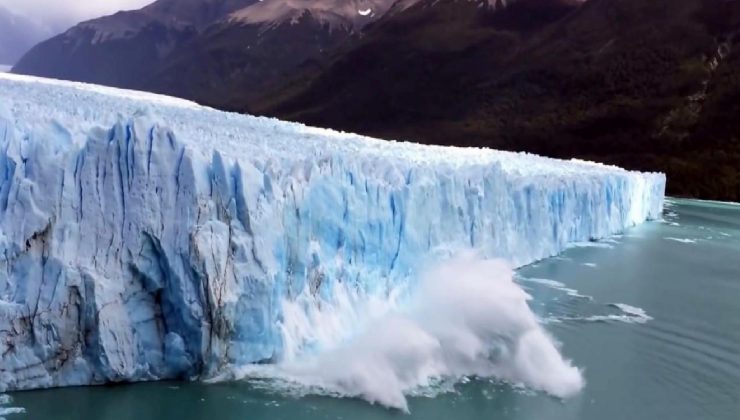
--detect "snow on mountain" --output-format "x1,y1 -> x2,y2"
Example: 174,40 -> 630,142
230,0 -> 402,29
0,73 -> 664,393
72,0 -> 258,45
227,0 -> 539,29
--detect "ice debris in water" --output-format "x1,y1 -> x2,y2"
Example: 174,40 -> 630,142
229,255 -> 585,412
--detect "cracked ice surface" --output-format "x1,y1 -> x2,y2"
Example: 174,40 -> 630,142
0,73 -> 665,391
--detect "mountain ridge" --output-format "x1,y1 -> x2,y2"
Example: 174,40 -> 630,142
12,0 -> 259,88
11,0 -> 532,100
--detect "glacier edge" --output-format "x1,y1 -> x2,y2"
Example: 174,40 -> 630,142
0,73 -> 665,392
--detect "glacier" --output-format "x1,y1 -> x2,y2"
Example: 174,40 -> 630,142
0,73 -> 665,394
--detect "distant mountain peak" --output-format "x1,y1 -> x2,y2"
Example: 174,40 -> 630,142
70,0 -> 259,45
229,0 -> 401,30
225,0 -> 563,31
141,0 -> 260,28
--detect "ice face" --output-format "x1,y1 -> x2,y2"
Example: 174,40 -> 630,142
0,73 -> 665,392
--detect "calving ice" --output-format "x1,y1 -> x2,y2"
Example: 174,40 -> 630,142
0,73 -> 664,403
231,255 -> 587,412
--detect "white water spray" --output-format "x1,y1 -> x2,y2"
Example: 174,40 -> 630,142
231,253 -> 584,412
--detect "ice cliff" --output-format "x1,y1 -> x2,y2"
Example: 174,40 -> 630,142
0,73 -> 665,392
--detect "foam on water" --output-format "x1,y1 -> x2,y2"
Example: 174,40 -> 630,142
227,254 -> 584,412
517,276 -> 593,300
0,394 -> 24,419
581,263 -> 598,268
568,241 -> 615,249
665,237 -> 698,244
548,303 -> 653,325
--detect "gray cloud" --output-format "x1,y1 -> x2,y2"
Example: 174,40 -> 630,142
0,0 -> 154,30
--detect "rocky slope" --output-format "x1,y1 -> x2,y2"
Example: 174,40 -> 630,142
12,0 -> 258,89
256,0 -> 740,200
13,0 -> 401,105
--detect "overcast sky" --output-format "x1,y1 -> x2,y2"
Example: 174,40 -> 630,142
0,0 -> 154,30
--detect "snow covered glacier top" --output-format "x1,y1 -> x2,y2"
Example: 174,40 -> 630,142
0,73 -> 665,407
2,72 -> 646,178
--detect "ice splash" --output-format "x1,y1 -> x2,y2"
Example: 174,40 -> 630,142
229,254 -> 584,412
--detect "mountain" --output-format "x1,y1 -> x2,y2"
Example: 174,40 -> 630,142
254,0 -> 583,125
13,0 -> 402,105
12,0 -> 260,89
254,0 -> 740,200
146,0 -> 561,107
12,0 -> 523,108
146,0 -> 404,107
0,6 -> 54,65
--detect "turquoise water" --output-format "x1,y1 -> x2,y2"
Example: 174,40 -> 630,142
4,198 -> 740,420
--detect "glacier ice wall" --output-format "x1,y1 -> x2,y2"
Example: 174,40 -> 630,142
0,74 -> 665,391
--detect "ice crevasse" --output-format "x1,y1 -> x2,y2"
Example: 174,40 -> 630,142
0,73 -> 665,393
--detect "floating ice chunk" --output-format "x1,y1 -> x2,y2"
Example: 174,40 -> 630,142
606,303 -> 654,323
